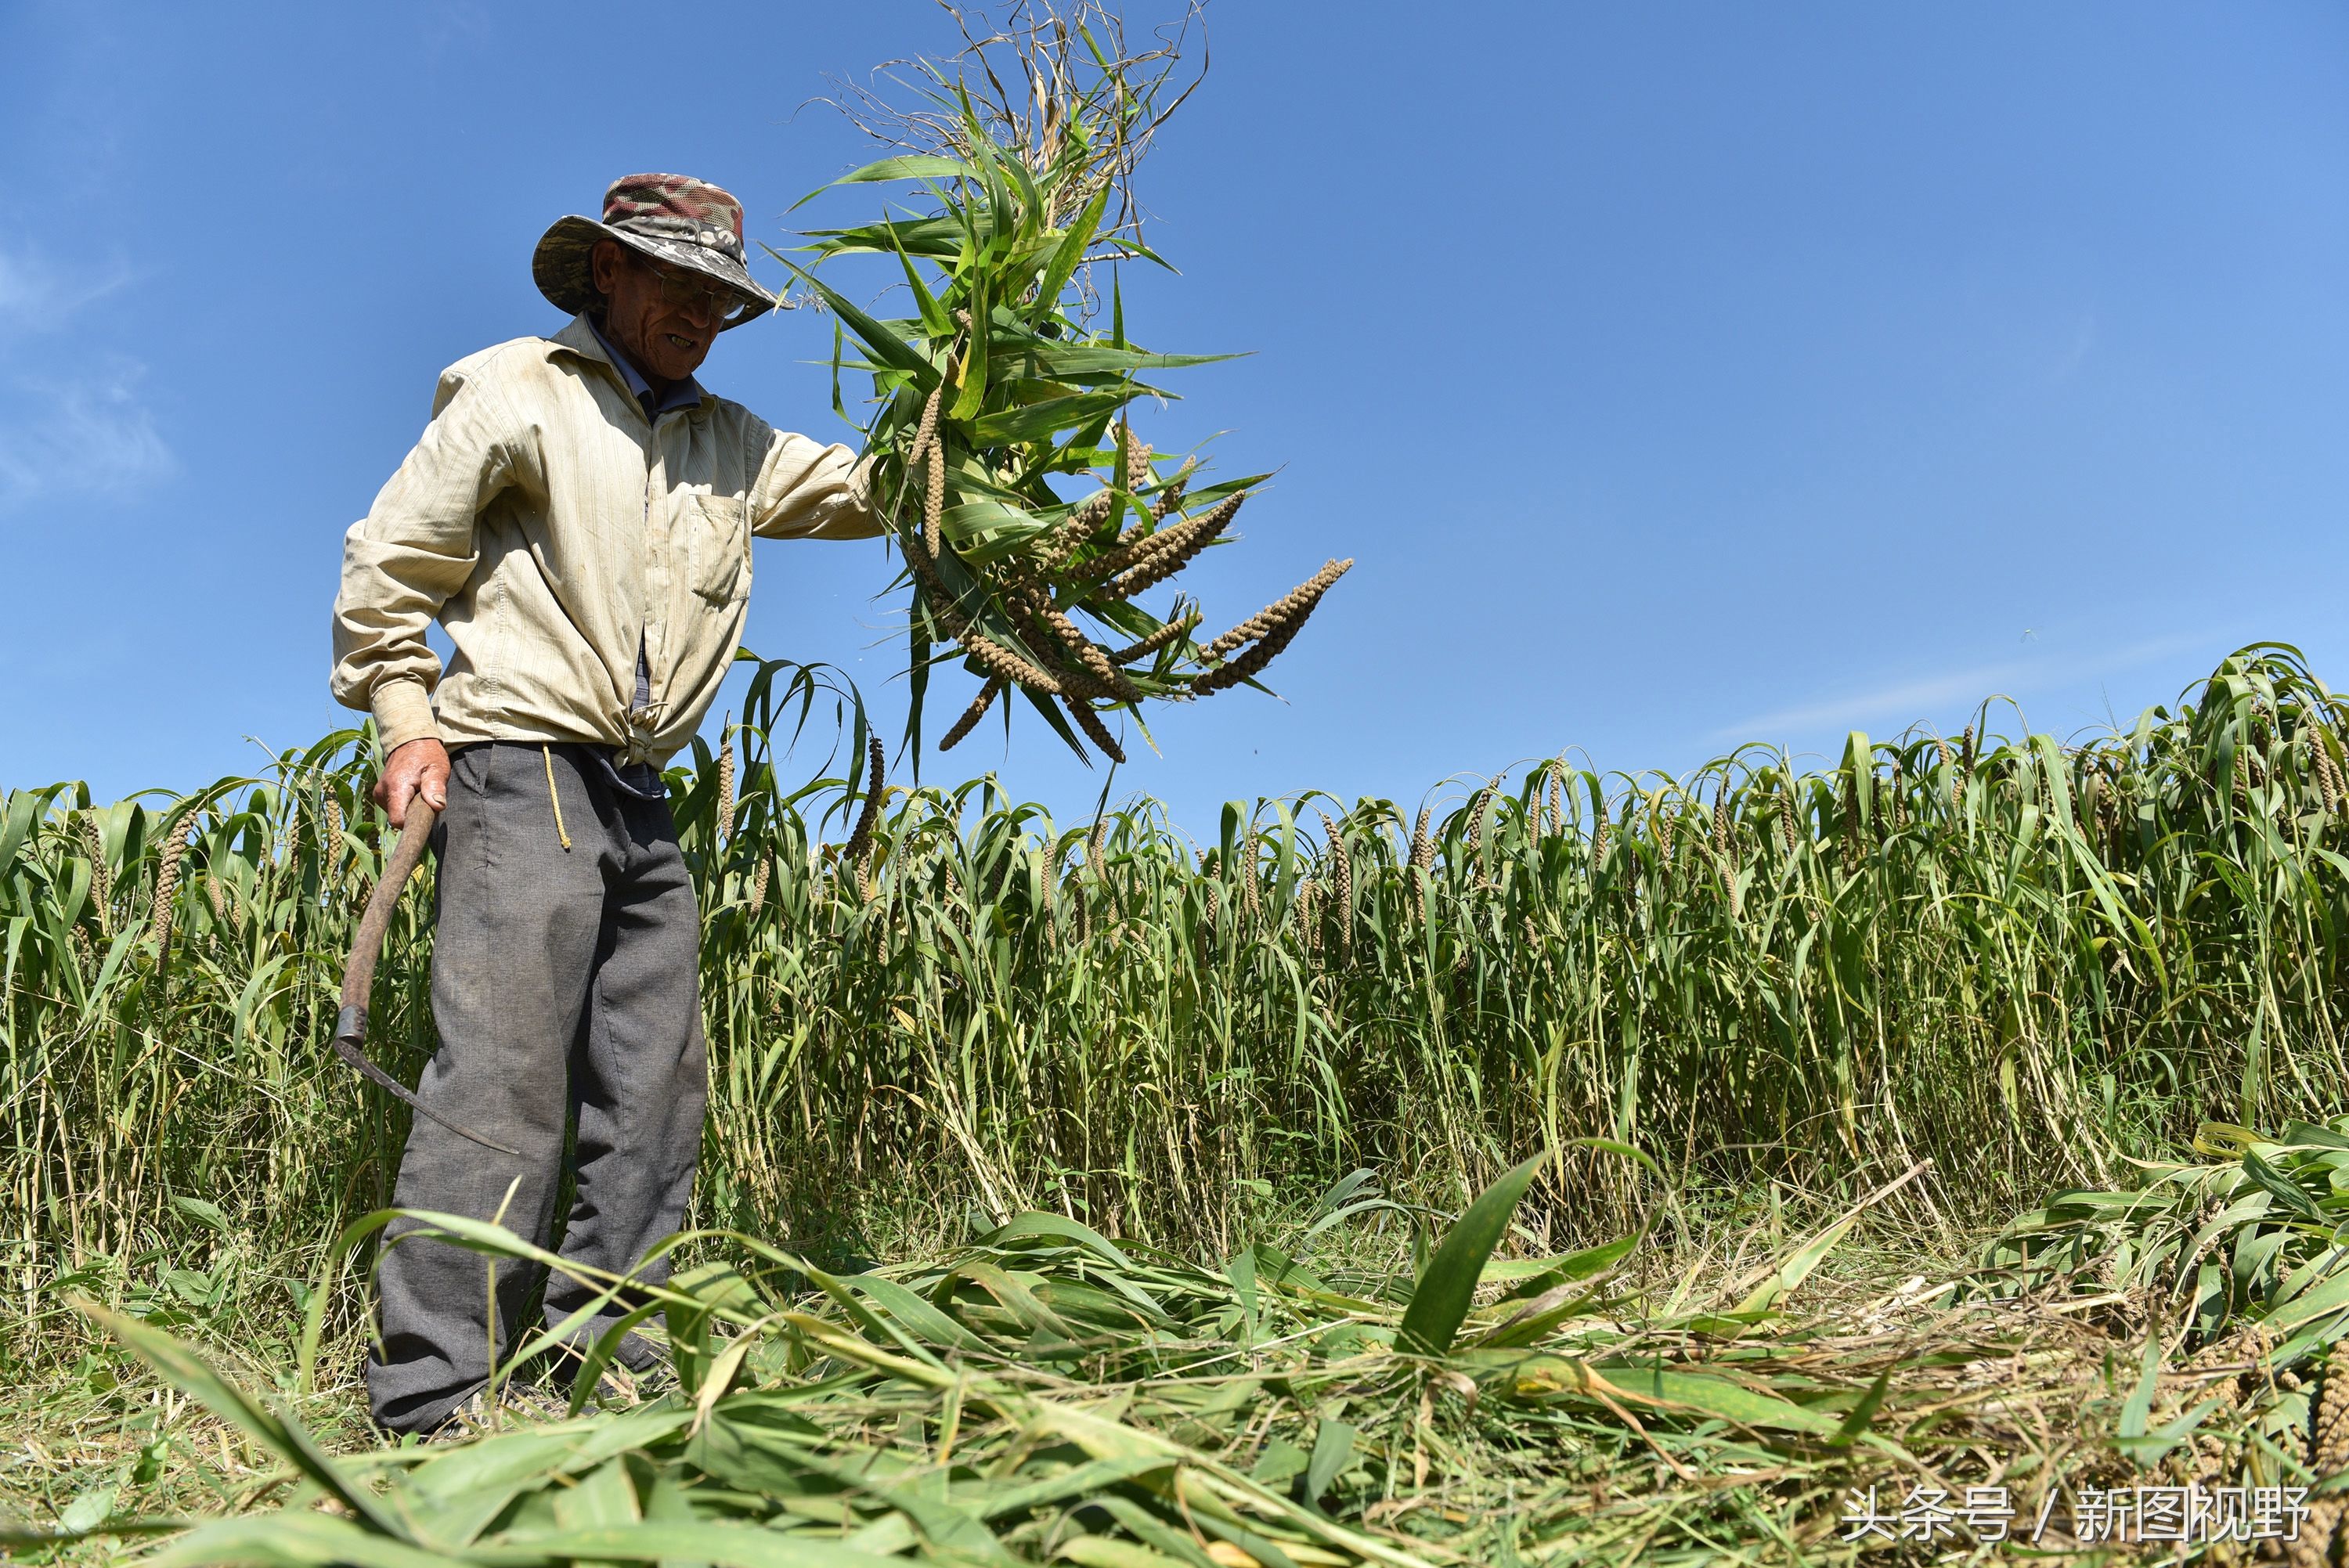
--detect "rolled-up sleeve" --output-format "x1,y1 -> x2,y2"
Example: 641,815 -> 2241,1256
330,366 -> 520,754
748,421 -> 882,541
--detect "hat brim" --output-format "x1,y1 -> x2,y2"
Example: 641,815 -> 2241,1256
532,215 -> 779,332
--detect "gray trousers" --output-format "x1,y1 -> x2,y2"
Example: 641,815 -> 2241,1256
366,742 -> 707,1434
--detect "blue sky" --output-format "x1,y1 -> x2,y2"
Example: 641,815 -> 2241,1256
4,2 -> 2345,835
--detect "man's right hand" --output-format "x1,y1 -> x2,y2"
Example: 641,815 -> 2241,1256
375,737 -> 451,830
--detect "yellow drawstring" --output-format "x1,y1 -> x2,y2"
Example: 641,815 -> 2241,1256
542,746 -> 572,851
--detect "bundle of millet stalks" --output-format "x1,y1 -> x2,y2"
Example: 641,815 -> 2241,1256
786,5 -> 1348,764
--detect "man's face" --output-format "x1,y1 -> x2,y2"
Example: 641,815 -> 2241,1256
590,239 -> 734,384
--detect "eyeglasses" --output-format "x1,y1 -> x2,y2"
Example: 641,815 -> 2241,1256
625,252 -> 742,319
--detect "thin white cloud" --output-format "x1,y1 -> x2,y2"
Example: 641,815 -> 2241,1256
0,245 -> 137,333
2048,312 -> 2096,385
0,359 -> 176,511
1717,633 -> 2215,741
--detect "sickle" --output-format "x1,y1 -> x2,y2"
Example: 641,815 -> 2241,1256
333,801 -> 522,1156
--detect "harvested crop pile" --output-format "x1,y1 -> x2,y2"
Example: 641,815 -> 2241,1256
27,1134 -> 2349,1564
786,5 -> 1348,763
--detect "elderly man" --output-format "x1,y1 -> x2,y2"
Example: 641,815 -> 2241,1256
330,174 -> 878,1437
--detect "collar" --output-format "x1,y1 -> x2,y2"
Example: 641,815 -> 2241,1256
553,312 -> 706,418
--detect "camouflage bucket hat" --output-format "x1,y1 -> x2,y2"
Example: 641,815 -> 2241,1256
532,173 -> 778,332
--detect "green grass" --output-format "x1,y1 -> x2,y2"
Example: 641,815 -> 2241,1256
2,643 -> 2347,1561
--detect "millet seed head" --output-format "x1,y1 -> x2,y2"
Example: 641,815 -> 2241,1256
956,628 -> 1064,696
843,734 -> 887,872
1149,456 -> 1196,521
1191,561 -> 1351,697
1202,553 -> 1344,661
940,677 -> 1006,752
716,734 -> 736,843
149,815 -> 189,950
1065,696 -> 1127,764
1110,611 -> 1200,667
78,810 -> 112,930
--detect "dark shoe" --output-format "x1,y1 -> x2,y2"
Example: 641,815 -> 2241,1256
590,1357 -> 678,1408
417,1381 -> 569,1444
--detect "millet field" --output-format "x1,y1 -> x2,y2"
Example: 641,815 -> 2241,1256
1,643 -> 2345,1564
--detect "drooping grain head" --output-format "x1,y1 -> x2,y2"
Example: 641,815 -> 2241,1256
149,816 -> 189,953
1407,807 -> 1433,921
78,810 -> 112,933
2315,736 -> 2344,816
844,734 -> 888,897
716,734 -> 737,844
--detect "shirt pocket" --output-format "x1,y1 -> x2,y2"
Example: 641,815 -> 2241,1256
687,493 -> 751,605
